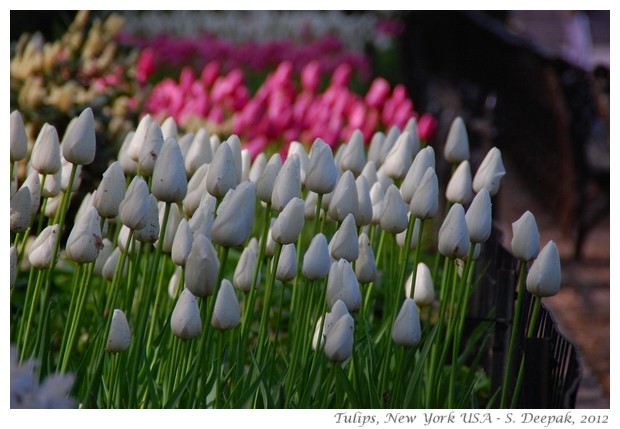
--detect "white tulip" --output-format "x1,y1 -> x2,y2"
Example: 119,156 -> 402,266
227,134 -> 243,185
330,214 -> 359,262
304,191 -> 319,220
249,152 -> 267,184
302,233 -> 331,280
184,128 -> 212,176
380,185 -> 409,233
106,309 -> 131,352
102,248 -> 122,281
161,116 -> 178,140
391,298 -> 422,347
401,146 -> 435,204
28,225 -> 58,269
355,175 -> 373,226
60,156 -> 82,192
396,215 -> 421,249
118,131 -> 138,176
526,241 -> 561,297
472,147 -> 505,196
370,182 -> 385,226
241,148 -> 251,182
360,161 -> 379,188
206,142 -> 237,198
129,115 -> 153,162
185,234 -> 219,298
171,289 -> 202,340
137,121 -> 164,176
443,116 -> 470,163
212,279 -> 241,330
326,259 -> 361,311
324,313 -> 354,362
234,246 -> 257,292
22,172 -> 41,217
210,134 -> 221,155
11,110 -> 28,162
378,125 -> 401,165
271,154 -> 301,211
339,130 -> 366,175
465,189 -> 492,243
168,266 -> 183,299
288,141 -> 309,184
62,107 -> 96,165
438,203 -> 470,259
410,167 -> 438,220
172,219 -> 193,266
212,181 -> 256,247
356,233 -> 377,283
189,195 -> 216,239
119,176 -> 150,230
257,153 -> 282,204
511,211 -> 540,261
94,161 -> 125,218
10,186 -> 32,233
157,202 -> 182,253
151,138 -> 187,203
306,138 -> 339,194
31,124 -> 61,175
66,207 -> 103,263
328,170 -> 358,222
178,133 -> 195,159
405,262 -> 434,306
383,131 -> 417,180
94,238 -> 114,276
276,243 -> 297,282
367,130 -> 385,166
134,195 -> 160,243
183,163 -> 209,217
445,160 -> 473,205
313,300 -> 351,350
271,197 -> 305,245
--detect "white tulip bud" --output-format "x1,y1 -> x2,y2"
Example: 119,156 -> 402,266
276,243 -> 297,282
271,197 -> 305,245
304,191 -> 319,220
324,313 -> 354,362
10,186 -> 32,232
330,214 -> 359,262
31,123 -> 61,175
62,107 -> 96,165
396,215 -> 421,249
383,131 -> 417,180
11,245 -> 18,288
22,171 -> 41,217
379,126 -> 401,165
171,289 -> 202,340
360,161 -> 379,188
303,233 -> 331,280
102,248 -> 121,281
212,181 -> 256,247
356,233 -> 377,283
465,189 -> 492,243
44,193 -> 62,218
438,203 -> 470,259
66,207 -> 103,263
328,170 -> 358,222
119,131 -> 138,175
227,134 -> 243,185
179,133 -> 195,159
339,130 -> 366,175
129,115 -> 154,162
74,192 -> 94,223
326,259 -> 361,311
161,116 -> 178,140
152,138 -> 187,203
511,211 -> 540,261
234,246 -> 257,292
355,175 -> 373,226
367,131 -> 385,165
117,225 -> 133,253
405,262 -> 434,306
60,156 -> 82,192
380,185 -> 409,233
401,146 -> 436,204
212,279 -> 241,330
168,266 -> 183,299
271,154 -> 301,211
134,195 -> 160,243
185,128 -> 212,177
288,141 -> 309,184
313,300 -> 350,350
93,161 -> 125,218
206,143 -> 237,198
376,167 -> 393,192
410,167 -> 438,220
94,238 -> 114,276
171,219 -> 193,266
443,117 -> 470,163
265,218 -> 276,257
526,241 -> 561,297
241,149 -> 251,182
306,138 -> 338,194
11,110 -> 28,162
183,163 -> 209,217
472,147 -> 505,196
28,225 -> 58,269
446,160 -> 473,205
158,202 -> 182,253
106,309 -> 131,353
119,176 -> 150,230
391,298 -> 422,347
370,182 -> 385,226
249,152 -> 267,184
137,121 -> 164,176
257,153 -> 282,204
404,116 -> 419,138
189,195 -> 216,239
185,234 -> 219,298
210,134 -> 221,155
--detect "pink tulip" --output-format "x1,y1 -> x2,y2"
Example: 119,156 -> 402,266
136,47 -> 156,84
301,60 -> 321,93
417,113 -> 438,141
365,77 -> 390,108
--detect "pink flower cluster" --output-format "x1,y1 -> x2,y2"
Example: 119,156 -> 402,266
121,32 -> 371,85
145,60 -> 436,158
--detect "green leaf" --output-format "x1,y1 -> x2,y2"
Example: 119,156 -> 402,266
404,323 -> 438,407
163,363 -> 196,408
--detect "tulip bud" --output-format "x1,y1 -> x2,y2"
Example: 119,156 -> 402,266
446,160 -> 473,205
527,241 -> 561,297
102,247 -> 122,281
379,126 -> 401,165
11,110 -> 28,162
355,175 -> 373,226
28,224 -> 58,269
44,193 -> 62,218
511,211 -> 540,261
265,218 -> 276,257
356,233 -> 377,283
438,204 -> 470,259
306,138 -> 339,194
60,156 -> 82,192
370,182 -> 385,225
171,289 -> 202,340
257,153 -> 282,204
276,243 -> 297,282
405,263 -> 434,306
383,131 -> 417,180
271,197 -> 305,245
129,115 -> 154,162
31,123 -> 61,175
271,154 -> 301,211
339,130 -> 366,175
210,134 -> 221,155
360,161 -> 379,188
401,146 -> 435,204
304,191 -> 319,220
189,195 -> 216,239
168,266 -> 183,299
330,214 -> 359,262
185,128 -> 212,177
10,186 -> 32,233
134,195 -> 160,243
171,219 -> 193,266
119,131 -> 138,175
212,279 -> 241,330
94,238 -> 114,276
328,170 -> 358,222
66,207 -> 103,263
185,234 -> 219,298
157,202 -> 182,253
412,169 -> 440,222
288,141 -> 309,184
119,176 -> 150,230
249,152 -> 267,184
472,147 -> 505,196
391,298 -> 422,347
303,233 -> 331,280
22,171 -> 41,217
152,138 -> 187,203
326,259 -> 361,311
234,246 -> 257,292
179,133 -> 195,159
312,300 -> 350,350
241,149 -> 251,182
137,121 -> 164,177
227,134 -> 243,185
11,245 -> 18,288
206,143 -> 237,198
465,189 -> 492,243
117,225 -> 134,254
324,313 -> 354,362
183,163 -> 209,217
62,107 -> 96,165
380,185 -> 409,233
443,117 -> 470,163
212,181 -> 256,247
94,161 -> 125,218
106,309 -> 131,352
367,131 -> 385,166
161,116 -> 178,140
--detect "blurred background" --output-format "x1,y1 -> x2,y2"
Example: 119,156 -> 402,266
10,10 -> 610,407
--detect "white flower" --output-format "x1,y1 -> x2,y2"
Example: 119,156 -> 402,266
438,203 -> 470,259
119,176 -> 150,230
328,170 -> 358,222
472,147 -> 505,196
324,313 -> 354,362
65,207 -> 103,263
367,130 -> 385,165
60,156 -> 82,192
410,167 -> 438,220
391,298 -> 422,347
168,266 -> 183,298
227,134 -> 243,185
465,188 -> 492,243
210,134 -> 221,155
106,309 -> 131,353
304,191 -> 319,220
94,161 -> 125,218
383,130 -> 417,180
249,152 -> 267,184
171,289 -> 202,340
31,123 -> 61,175
189,195 -> 215,239
212,279 -> 241,330
10,186 -> 32,233
329,214 -> 359,262
161,116 -> 178,140
137,121 -> 164,177
184,128 -> 212,177
356,233 -> 377,283
152,138 -> 187,203
28,225 -> 58,269
339,130 -> 366,175
234,245 -> 257,292
94,238 -> 114,276
370,182 -> 385,225
271,154 -> 301,211
511,211 -> 540,262
128,115 -> 154,162
326,259 -> 361,311
62,107 -> 96,165
271,197 -> 305,245
526,241 -> 561,297
303,233 -> 331,280
41,170 -> 61,198
445,160 -> 473,205
396,215 -> 421,249
157,202 -> 182,253
380,185 -> 409,233
183,163 -> 209,217
171,219 -> 193,266
405,262 -> 434,306
400,146 -> 435,204
443,116 -> 470,163
360,161 -> 379,188
22,171 -> 41,217
206,142 -> 237,198
241,148 -> 251,182
257,153 -> 282,204
211,181 -> 256,247
306,138 -> 338,194
10,110 -> 28,162
179,133 -> 194,158
355,175 -> 373,226
102,247 -> 122,281
276,243 -> 297,282
134,194 -> 160,244
378,125 -> 401,165
185,234 -> 219,298
312,299 -> 350,351
288,141 -> 309,184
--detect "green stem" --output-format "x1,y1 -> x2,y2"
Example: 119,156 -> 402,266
257,242 -> 282,361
